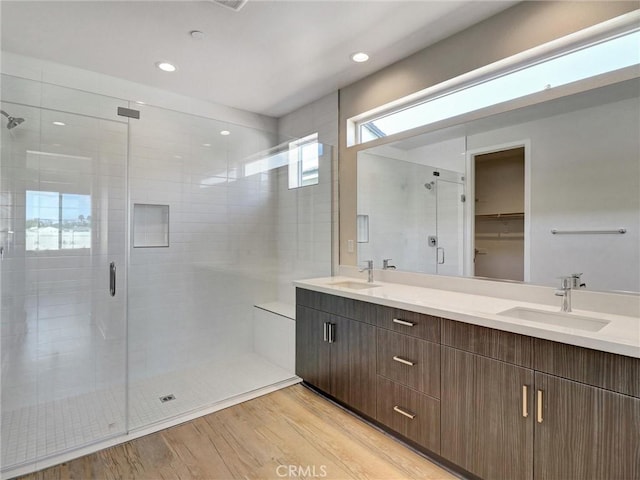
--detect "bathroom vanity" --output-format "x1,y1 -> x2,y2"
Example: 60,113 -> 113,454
294,277 -> 640,480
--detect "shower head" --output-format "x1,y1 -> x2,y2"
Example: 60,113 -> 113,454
7,117 -> 25,130
0,110 -> 26,130
424,181 -> 435,190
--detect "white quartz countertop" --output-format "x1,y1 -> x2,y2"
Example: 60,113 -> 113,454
294,276 -> 640,358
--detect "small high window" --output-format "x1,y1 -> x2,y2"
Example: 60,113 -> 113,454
288,133 -> 320,189
353,28 -> 640,144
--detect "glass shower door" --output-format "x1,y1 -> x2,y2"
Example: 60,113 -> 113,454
435,178 -> 465,276
1,90 -> 128,470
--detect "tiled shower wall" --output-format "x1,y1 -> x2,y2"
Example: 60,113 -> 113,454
127,104 -> 283,382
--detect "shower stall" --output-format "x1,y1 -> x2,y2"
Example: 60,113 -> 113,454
1,74 -> 333,476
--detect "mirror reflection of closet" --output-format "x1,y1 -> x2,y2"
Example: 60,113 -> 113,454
474,147 -> 525,281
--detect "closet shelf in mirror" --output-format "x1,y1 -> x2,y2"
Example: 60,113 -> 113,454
476,232 -> 524,239
475,212 -> 524,219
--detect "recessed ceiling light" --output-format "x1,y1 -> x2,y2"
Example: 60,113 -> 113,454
52,121 -> 66,126
220,130 -> 230,136
351,52 -> 369,63
190,30 -> 205,40
202,143 -> 211,147
156,61 -> 177,72
135,101 -> 146,105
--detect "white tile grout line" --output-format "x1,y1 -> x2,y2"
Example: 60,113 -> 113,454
1,354 -> 300,479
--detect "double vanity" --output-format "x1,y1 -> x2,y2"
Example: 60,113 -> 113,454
294,275 -> 640,480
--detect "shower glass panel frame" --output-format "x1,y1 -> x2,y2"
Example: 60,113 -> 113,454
126,103 -> 333,430
1,75 -> 129,472
434,177 -> 465,276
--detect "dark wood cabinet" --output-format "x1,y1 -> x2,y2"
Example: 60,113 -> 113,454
377,328 -> 440,398
376,376 -> 440,453
296,298 -> 376,418
374,307 -> 440,342
329,315 -> 377,417
297,288 -> 639,480
534,372 -> 640,480
295,305 -> 331,393
441,346 -> 534,480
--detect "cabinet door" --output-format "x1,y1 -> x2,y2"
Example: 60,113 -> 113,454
441,347 -> 534,480
295,305 -> 331,393
535,372 -> 640,480
330,315 -> 377,418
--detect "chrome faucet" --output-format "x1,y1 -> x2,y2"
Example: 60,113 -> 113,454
554,276 -> 573,312
359,260 -> 374,283
382,258 -> 396,270
570,273 -> 586,289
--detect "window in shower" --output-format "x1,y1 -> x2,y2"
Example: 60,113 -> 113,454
25,190 -> 91,251
288,133 -> 320,189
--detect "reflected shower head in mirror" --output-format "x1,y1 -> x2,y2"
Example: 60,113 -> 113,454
0,110 -> 26,129
424,181 -> 435,190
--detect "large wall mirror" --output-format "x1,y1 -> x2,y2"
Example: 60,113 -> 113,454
357,77 -> 639,294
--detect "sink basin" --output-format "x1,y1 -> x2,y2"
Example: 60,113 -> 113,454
328,281 -> 382,290
498,307 -> 610,332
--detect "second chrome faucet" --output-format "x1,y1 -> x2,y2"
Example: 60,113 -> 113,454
554,273 -> 585,313
555,276 -> 573,312
360,260 -> 374,283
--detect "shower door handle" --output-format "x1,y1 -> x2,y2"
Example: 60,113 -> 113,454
109,262 -> 116,297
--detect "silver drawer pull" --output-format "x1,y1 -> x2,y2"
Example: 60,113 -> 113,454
392,355 -> 415,366
392,318 -> 416,327
393,406 -> 415,419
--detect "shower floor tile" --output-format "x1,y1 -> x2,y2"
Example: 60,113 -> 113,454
1,352 -> 295,471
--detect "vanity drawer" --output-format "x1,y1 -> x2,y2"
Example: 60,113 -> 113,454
441,318 -> 533,368
376,376 -> 440,454
534,338 -> 640,398
377,329 -> 440,398
375,306 -> 440,343
296,288 -> 378,325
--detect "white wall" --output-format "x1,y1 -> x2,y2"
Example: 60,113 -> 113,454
467,96 -> 640,292
406,137 -> 466,172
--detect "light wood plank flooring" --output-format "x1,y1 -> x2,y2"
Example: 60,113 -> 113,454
18,384 -> 456,480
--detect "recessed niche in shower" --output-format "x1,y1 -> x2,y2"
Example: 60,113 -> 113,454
133,204 -> 169,248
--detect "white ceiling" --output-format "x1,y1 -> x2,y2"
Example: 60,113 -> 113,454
1,1 -> 516,118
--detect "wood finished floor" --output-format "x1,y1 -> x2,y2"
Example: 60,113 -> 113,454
17,384 -> 456,480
